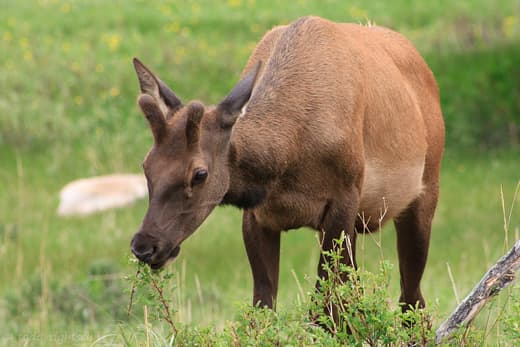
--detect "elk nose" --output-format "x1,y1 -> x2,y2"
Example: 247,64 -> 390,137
131,234 -> 155,263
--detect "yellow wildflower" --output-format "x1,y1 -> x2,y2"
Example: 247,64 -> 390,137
159,4 -> 172,15
74,96 -> 84,105
7,17 -> 16,28
228,0 -> 241,8
502,16 -> 518,38
109,87 -> 120,97
198,39 -> 208,50
178,47 -> 187,58
163,22 -> 180,33
24,50 -> 33,62
60,2 -> 71,13
105,34 -> 121,51
3,31 -> 12,43
70,62 -> 81,73
20,37 -> 29,48
349,6 -> 368,20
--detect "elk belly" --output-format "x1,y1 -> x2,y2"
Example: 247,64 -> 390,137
359,159 -> 425,229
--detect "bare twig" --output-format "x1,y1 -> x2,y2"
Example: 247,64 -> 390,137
150,274 -> 178,335
127,267 -> 141,317
435,240 -> 520,344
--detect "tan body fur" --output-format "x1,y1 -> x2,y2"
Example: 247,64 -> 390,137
233,18 -> 443,232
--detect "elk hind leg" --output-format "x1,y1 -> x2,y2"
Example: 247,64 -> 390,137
394,183 -> 439,311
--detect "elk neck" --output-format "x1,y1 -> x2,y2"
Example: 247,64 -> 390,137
219,132 -> 276,209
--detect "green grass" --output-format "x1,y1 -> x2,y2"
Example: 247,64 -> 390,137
1,0 -> 520,345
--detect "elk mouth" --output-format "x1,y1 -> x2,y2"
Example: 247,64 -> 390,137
150,245 -> 181,270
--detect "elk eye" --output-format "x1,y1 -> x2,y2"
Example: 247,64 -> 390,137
191,168 -> 208,185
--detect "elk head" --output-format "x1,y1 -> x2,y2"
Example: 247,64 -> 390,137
130,58 -> 261,269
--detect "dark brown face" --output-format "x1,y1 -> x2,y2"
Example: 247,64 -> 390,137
130,58 -> 261,269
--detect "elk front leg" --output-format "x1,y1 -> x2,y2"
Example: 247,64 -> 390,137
242,210 -> 281,309
315,195 -> 359,324
317,196 -> 360,280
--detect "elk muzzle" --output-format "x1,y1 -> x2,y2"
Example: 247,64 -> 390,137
130,232 -> 181,269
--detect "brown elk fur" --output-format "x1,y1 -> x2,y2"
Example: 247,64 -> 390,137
131,16 -> 444,315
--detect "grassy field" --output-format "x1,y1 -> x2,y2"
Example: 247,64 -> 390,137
1,0 -> 519,345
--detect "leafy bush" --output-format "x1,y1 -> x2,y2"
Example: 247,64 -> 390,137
310,235 -> 434,346
124,237 -> 435,346
503,287 -> 520,344
121,234 -> 520,347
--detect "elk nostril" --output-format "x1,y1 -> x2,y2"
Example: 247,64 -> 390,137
131,246 -> 154,262
130,235 -> 156,263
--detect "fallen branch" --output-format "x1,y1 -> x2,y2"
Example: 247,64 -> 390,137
435,240 -> 520,344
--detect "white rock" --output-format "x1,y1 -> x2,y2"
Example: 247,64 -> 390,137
57,174 -> 147,216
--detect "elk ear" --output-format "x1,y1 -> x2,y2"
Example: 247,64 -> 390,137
217,61 -> 262,129
133,58 -> 183,117
185,101 -> 204,147
138,94 -> 167,143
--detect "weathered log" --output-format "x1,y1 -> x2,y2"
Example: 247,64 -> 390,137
435,240 -> 520,344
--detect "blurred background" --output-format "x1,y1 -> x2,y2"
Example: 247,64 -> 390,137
0,0 -> 519,345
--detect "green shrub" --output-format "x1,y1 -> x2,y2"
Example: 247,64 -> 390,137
124,236 -> 436,346
503,287 -> 520,344
122,234 -> 520,346
309,234 -> 435,346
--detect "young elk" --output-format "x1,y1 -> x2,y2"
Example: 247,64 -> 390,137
130,16 -> 444,314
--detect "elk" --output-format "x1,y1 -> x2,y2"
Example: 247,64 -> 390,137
130,16 -> 445,315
